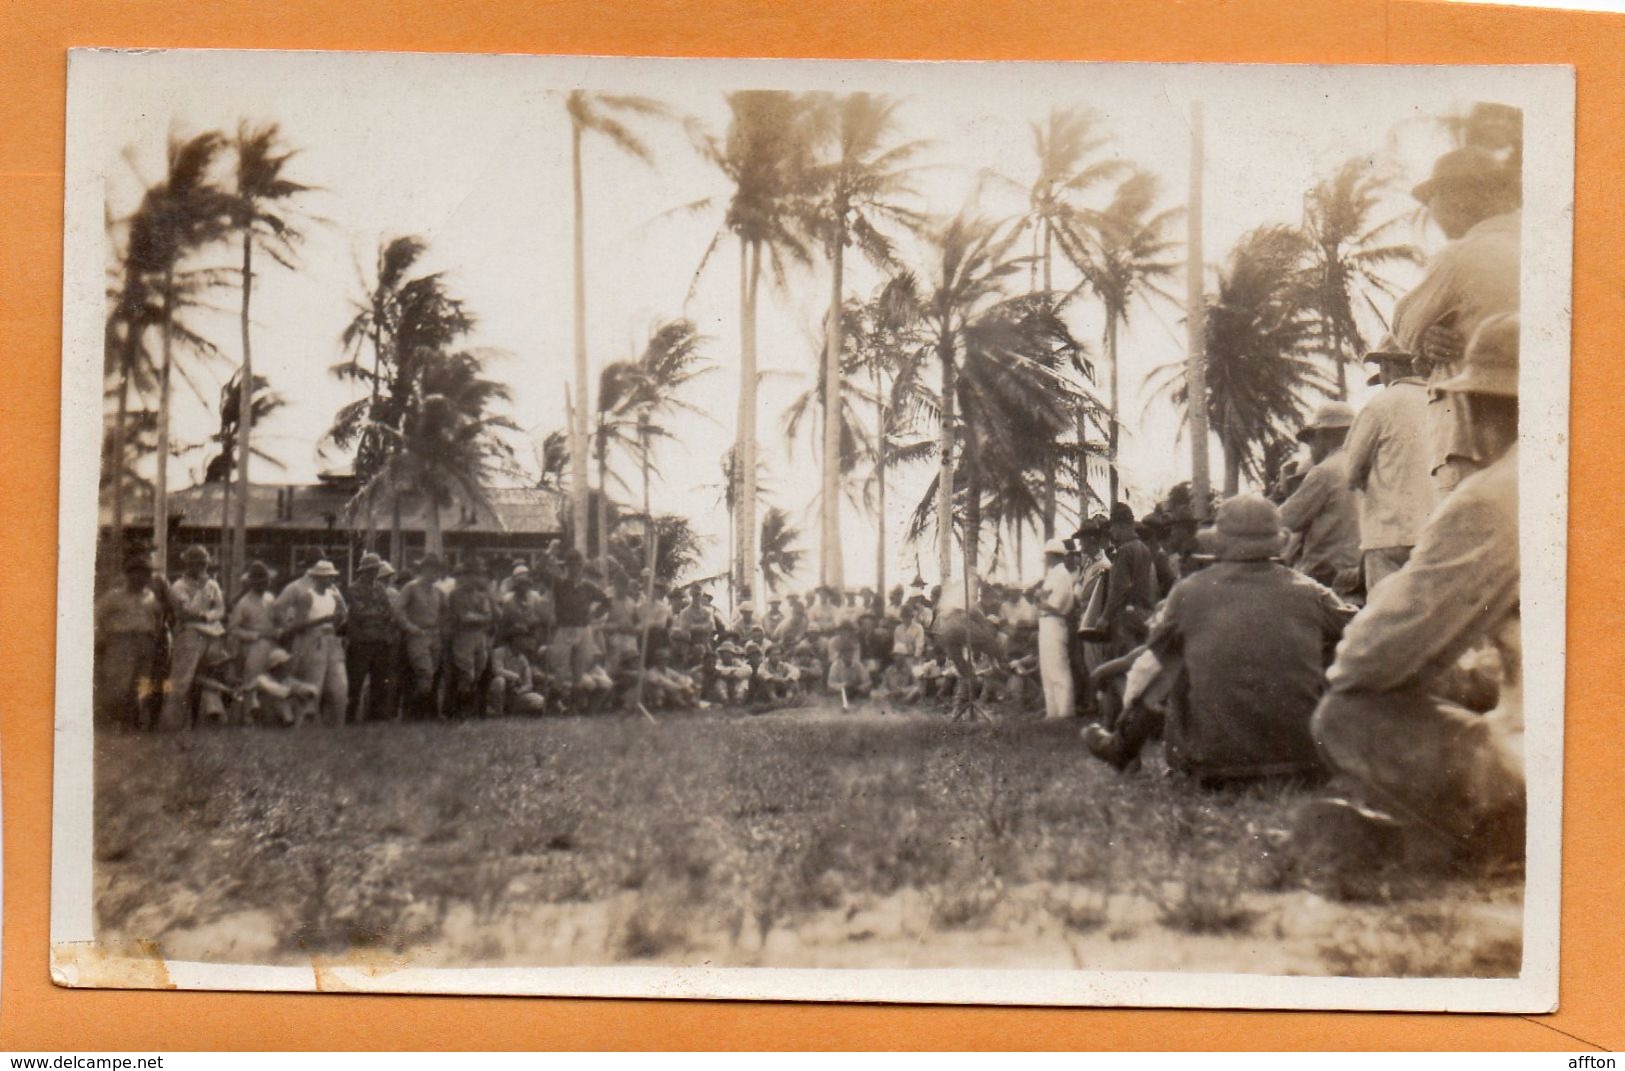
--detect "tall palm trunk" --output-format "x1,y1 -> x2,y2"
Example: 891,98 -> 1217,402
365,322 -> 383,553
1107,312 -> 1122,506
873,366 -> 886,597
153,267 -> 176,574
390,494 -> 402,566
109,328 -> 137,575
1223,440 -> 1242,497
821,221 -> 846,591
218,465 -> 232,587
961,403 -> 981,600
596,418 -> 611,578
1041,219 -> 1057,538
426,497 -> 443,556
569,118 -> 592,556
233,227 -> 255,592
935,337 -> 956,585
736,238 -> 762,604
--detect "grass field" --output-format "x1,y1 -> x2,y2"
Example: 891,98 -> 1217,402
93,704 -> 1524,977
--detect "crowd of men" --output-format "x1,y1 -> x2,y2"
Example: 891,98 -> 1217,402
1056,142 -> 1525,881
93,142 -> 1525,881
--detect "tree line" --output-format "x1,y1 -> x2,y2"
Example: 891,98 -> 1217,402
106,90 -> 1483,601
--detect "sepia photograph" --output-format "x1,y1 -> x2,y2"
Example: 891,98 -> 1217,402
50,50 -> 1571,1009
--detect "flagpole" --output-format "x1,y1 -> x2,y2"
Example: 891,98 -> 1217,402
1185,100 -> 1212,519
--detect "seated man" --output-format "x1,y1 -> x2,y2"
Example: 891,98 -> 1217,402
247,647 -> 319,727
790,640 -> 824,696
1083,494 -> 1356,786
1304,313 -> 1524,875
875,651 -> 922,708
642,647 -> 694,709
712,642 -> 753,704
488,628 -> 548,716
755,647 -> 802,704
826,644 -> 872,705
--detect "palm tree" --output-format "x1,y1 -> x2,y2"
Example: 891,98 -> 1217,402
203,370 -> 286,577
849,272 -> 930,596
910,213 -> 1086,589
802,92 -> 928,589
228,122 -> 313,582
111,131 -> 236,572
759,506 -> 805,594
1301,156 -> 1422,398
350,349 -> 521,556
1148,224 -> 1328,494
690,90 -> 820,605
329,244 -> 473,561
566,91 -> 672,558
782,302 -> 876,517
1078,169 -> 1183,505
334,235 -> 430,550
1011,107 -> 1123,529
591,319 -> 714,575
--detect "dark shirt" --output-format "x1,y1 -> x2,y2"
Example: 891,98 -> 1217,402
1105,538 -> 1157,636
552,575 -> 604,629
1148,560 -> 1356,779
345,580 -> 399,645
447,582 -> 496,632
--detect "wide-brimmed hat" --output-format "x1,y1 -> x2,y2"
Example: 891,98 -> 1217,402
181,544 -> 212,565
1411,145 -> 1517,204
306,559 -> 340,578
1202,494 -> 1288,562
376,560 -> 396,579
717,641 -> 743,656
242,560 -> 271,584
1109,502 -> 1136,526
1296,401 -> 1357,442
1436,312 -> 1518,398
1042,537 -> 1069,557
1362,335 -> 1414,385
356,551 -> 384,573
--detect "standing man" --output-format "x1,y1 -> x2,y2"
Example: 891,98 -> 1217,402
397,553 -> 447,720
344,552 -> 403,722
550,549 -> 607,686
273,558 -> 349,726
1391,145 -> 1520,498
1307,313 -> 1524,873
1279,402 -> 1362,592
94,553 -> 165,730
1071,517 -> 1113,716
446,558 -> 497,718
158,544 -> 225,730
1345,341 -> 1435,593
1036,537 -> 1077,720
228,560 -> 278,694
1101,504 -> 1156,658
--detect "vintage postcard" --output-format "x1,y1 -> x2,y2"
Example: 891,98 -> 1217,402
51,49 -> 1571,1010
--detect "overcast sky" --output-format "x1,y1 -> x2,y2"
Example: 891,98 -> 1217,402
79,51 -> 1528,590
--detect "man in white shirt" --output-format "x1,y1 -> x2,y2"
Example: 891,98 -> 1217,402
1346,342 -> 1435,593
1037,538 -> 1077,720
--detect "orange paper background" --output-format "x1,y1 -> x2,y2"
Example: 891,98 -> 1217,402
2,0 -> 1621,1051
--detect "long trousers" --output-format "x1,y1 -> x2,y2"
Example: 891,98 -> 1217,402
1038,616 -> 1074,719
346,638 -> 397,722
290,628 -> 348,726
158,629 -> 210,730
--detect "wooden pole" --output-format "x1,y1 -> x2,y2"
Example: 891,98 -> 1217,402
1185,100 -> 1212,520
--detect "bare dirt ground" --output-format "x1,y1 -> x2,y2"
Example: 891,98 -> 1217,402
92,703 -> 1524,977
